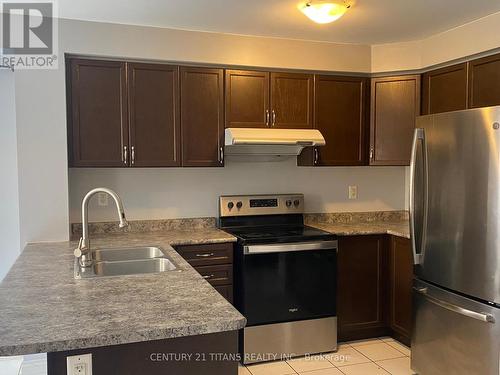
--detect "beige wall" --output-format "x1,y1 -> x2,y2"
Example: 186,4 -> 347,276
372,11 -> 500,72
69,163 -> 406,223
63,19 -> 372,72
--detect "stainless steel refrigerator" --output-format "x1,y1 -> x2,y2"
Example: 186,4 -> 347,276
410,106 -> 500,375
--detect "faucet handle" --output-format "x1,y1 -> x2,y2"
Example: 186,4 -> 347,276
74,238 -> 84,258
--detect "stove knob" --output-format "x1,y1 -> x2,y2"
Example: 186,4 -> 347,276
236,201 -> 243,209
227,202 -> 234,210
293,199 -> 300,207
286,200 -> 292,207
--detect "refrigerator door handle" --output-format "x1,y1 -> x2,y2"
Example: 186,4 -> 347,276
414,287 -> 496,323
410,128 -> 427,265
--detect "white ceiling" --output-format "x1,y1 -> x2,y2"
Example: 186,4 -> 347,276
58,0 -> 500,45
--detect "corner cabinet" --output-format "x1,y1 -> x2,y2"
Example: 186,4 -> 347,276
225,69 -> 313,129
67,59 -> 128,167
337,235 -> 413,345
370,75 -> 420,166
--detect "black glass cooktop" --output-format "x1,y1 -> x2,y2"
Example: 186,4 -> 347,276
224,224 -> 335,244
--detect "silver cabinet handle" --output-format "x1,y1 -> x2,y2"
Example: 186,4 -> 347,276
203,274 -> 215,279
131,146 -> 135,165
369,147 -> 374,160
219,147 -> 224,164
414,287 -> 495,323
123,146 -> 128,165
272,109 -> 276,127
196,253 -> 215,258
314,148 -> 319,165
265,110 -> 270,127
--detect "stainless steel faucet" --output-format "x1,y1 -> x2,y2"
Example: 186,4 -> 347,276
74,188 -> 129,267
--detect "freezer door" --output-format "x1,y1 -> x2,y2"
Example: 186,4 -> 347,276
412,106 -> 500,303
412,280 -> 500,375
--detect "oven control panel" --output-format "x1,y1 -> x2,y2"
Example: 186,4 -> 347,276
219,194 -> 304,217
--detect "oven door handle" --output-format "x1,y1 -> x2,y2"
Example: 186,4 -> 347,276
244,240 -> 338,254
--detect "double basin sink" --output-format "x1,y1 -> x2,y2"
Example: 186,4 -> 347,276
74,246 -> 179,279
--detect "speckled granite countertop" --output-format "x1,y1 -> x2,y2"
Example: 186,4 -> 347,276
0,229 -> 242,356
307,221 -> 410,239
305,211 -> 410,239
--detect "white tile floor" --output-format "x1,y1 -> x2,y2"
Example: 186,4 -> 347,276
240,337 -> 415,375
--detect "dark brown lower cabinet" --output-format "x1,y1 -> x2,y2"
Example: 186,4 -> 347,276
175,243 -> 234,304
337,235 -> 413,344
337,235 -> 389,341
388,236 -> 413,345
47,331 -> 238,375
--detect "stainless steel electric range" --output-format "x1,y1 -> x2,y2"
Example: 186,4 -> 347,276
219,194 -> 338,364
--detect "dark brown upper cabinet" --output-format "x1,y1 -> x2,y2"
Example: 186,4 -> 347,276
128,63 -> 180,167
468,53 -> 500,108
311,75 -> 369,166
421,63 -> 468,115
180,67 -> 224,167
225,69 -> 313,129
270,72 -> 313,129
68,59 -> 128,167
370,75 -> 420,166
225,70 -> 269,128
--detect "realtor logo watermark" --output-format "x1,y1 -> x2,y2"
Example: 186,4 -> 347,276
1,0 -> 58,69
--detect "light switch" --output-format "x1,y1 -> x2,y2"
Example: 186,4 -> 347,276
348,185 -> 358,200
97,192 -> 108,206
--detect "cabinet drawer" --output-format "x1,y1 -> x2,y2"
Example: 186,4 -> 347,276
196,264 -> 233,286
176,243 -> 233,266
214,285 -> 233,304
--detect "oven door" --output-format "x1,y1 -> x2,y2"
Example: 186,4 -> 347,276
240,241 -> 337,326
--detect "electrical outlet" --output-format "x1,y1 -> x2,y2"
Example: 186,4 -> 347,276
67,353 -> 92,375
97,192 -> 108,206
348,185 -> 358,200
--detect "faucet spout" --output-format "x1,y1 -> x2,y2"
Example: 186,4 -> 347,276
75,188 -> 129,267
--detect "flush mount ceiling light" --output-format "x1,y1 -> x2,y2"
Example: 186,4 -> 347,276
298,1 -> 351,24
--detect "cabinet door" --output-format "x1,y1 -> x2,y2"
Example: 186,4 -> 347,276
225,70 -> 269,128
422,63 -> 468,115
337,235 -> 389,341
370,75 -> 420,166
68,59 -> 128,167
389,236 -> 413,346
270,72 -> 313,129
128,63 -> 180,167
314,75 -> 368,165
468,53 -> 500,108
180,67 -> 224,167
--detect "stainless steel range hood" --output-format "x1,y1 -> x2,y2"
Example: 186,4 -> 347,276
224,128 -> 325,156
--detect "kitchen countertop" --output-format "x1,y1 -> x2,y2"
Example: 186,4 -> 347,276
0,228 -> 242,356
304,212 -> 410,239
307,220 -> 410,239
